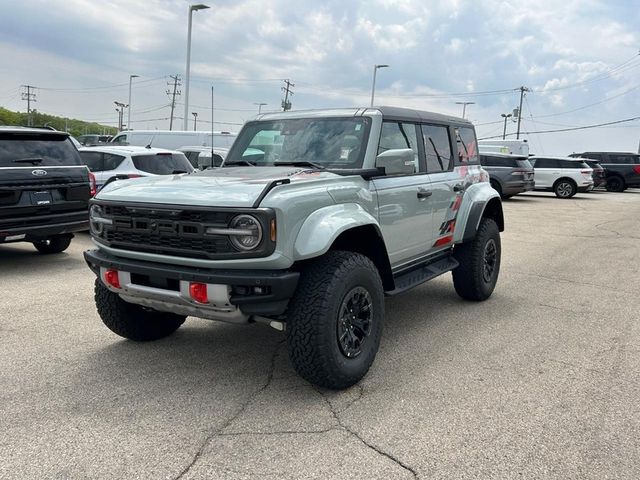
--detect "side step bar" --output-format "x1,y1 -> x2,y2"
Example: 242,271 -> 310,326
386,255 -> 459,296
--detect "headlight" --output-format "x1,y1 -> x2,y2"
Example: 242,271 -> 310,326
229,214 -> 262,251
89,204 -> 112,236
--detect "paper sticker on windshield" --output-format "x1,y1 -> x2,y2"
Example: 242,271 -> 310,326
355,124 -> 362,131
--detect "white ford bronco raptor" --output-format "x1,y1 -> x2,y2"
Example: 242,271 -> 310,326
85,107 -> 503,389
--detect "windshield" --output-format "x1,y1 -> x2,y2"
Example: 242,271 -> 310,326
0,133 -> 82,167
131,153 -> 193,175
225,117 -> 370,168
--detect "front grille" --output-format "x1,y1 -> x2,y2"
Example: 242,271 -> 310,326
95,202 -> 275,260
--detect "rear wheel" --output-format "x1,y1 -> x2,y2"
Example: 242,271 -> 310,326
95,279 -> 185,341
452,218 -> 501,301
605,176 -> 625,192
286,251 -> 384,390
33,235 -> 72,254
554,179 -> 576,198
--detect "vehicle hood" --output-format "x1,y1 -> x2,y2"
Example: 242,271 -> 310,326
95,166 -> 340,207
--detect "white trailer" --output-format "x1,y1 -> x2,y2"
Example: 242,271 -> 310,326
110,130 -> 237,150
478,139 -> 530,156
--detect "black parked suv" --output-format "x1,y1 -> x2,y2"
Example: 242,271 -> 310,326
0,127 -> 92,253
569,152 -> 640,192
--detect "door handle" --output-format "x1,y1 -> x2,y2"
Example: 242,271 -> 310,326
417,188 -> 432,199
453,184 -> 465,192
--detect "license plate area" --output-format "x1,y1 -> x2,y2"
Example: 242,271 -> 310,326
30,191 -> 53,206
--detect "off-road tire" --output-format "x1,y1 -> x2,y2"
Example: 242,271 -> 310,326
33,235 -> 72,254
553,178 -> 577,198
286,251 -> 384,390
95,279 -> 185,341
605,176 -> 625,192
452,218 -> 501,301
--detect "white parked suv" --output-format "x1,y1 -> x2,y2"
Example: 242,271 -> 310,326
177,146 -> 228,170
529,156 -> 593,198
78,146 -> 195,191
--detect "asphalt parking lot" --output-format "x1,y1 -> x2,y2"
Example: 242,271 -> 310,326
1,190 -> 639,479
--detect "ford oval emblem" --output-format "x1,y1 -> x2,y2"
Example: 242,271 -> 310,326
32,169 -> 48,176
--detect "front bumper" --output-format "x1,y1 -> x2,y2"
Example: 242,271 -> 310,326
84,249 -> 299,323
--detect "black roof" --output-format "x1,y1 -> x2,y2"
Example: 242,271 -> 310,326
0,126 -> 70,137
376,106 -> 472,126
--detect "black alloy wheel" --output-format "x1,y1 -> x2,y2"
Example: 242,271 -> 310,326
482,239 -> 498,284
337,287 -> 373,358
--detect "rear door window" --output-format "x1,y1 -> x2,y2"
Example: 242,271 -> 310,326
0,134 -> 82,167
454,126 -> 479,165
534,158 -> 559,168
103,154 -> 125,171
80,151 -> 104,171
131,153 -> 193,174
609,154 -> 639,164
421,124 -> 453,173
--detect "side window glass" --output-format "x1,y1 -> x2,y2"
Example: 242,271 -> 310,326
79,151 -> 103,171
454,126 -> 479,165
421,124 -> 453,173
377,122 -> 419,172
103,154 -> 125,171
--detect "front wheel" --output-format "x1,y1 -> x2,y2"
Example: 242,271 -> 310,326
554,179 -> 577,198
33,235 -> 72,254
95,279 -> 185,341
452,218 -> 501,301
286,251 -> 384,390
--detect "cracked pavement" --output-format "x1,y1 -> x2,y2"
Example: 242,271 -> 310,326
1,190 -> 639,479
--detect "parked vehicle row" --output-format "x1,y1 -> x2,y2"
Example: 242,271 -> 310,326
569,151 -> 640,192
481,149 -> 639,199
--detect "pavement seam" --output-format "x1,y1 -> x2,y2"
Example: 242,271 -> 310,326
172,339 -> 285,480
316,387 -> 419,479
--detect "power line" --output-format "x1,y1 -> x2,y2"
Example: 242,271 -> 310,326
36,76 -> 166,92
478,116 -> 640,139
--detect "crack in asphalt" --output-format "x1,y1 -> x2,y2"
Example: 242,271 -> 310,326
317,388 -> 419,479
512,271 -> 635,294
172,339 -> 286,480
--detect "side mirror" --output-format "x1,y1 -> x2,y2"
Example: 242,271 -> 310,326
375,148 -> 415,175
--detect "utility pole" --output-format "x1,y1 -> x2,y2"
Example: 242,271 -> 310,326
192,112 -> 198,130
455,101 -> 475,119
281,79 -> 294,111
114,102 -> 127,131
166,74 -> 181,131
21,85 -> 37,126
516,86 -> 530,139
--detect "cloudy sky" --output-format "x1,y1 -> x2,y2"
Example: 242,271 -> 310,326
0,0 -> 638,154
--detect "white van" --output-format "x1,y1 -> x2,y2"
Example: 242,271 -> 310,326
479,139 -> 529,156
110,130 -> 237,150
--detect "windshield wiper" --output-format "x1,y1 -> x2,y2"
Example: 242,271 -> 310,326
224,160 -> 256,167
13,157 -> 44,165
274,160 -> 325,169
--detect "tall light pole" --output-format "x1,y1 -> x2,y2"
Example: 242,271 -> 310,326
501,113 -> 513,140
127,74 -> 139,130
183,3 -> 210,130
192,112 -> 198,130
254,102 -> 267,114
114,101 -> 127,131
370,64 -> 389,107
455,101 -> 475,119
